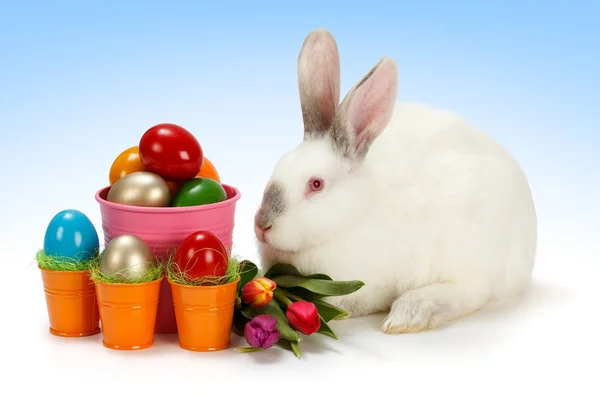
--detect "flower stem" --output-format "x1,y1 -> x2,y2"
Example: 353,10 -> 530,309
281,289 -> 304,302
274,288 -> 293,306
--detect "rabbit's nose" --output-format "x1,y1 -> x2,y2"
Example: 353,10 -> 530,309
254,211 -> 271,230
254,221 -> 272,243
254,224 -> 265,242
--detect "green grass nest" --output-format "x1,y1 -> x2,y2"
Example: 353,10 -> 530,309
166,253 -> 241,286
89,258 -> 165,284
35,249 -> 100,272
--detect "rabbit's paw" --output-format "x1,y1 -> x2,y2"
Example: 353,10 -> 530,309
381,282 -> 490,334
381,298 -> 448,334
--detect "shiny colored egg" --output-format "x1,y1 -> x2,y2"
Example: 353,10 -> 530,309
171,177 -> 227,207
169,156 -> 222,196
109,145 -> 179,194
196,156 -> 221,183
99,234 -> 156,280
43,209 -> 100,262
107,171 -> 172,207
108,145 -> 146,186
138,123 -> 203,182
174,231 -> 228,281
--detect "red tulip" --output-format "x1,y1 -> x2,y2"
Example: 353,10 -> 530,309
242,277 -> 277,308
286,301 -> 320,335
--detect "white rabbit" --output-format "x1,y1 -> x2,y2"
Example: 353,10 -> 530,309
253,28 -> 537,334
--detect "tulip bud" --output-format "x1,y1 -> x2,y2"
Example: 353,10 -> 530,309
285,300 -> 321,335
244,314 -> 280,349
241,277 -> 277,308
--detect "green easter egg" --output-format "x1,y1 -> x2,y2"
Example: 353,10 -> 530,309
172,177 -> 228,207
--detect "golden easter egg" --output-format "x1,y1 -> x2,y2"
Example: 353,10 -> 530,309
99,234 -> 156,280
106,171 -> 171,207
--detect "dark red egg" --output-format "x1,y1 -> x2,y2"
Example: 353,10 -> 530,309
174,231 -> 229,281
138,123 -> 203,182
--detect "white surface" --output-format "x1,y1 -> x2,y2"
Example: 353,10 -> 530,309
1,234 -> 596,406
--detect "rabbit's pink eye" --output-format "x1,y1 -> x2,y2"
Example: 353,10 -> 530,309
308,177 -> 324,192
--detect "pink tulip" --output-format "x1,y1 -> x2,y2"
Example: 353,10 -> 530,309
244,314 -> 280,349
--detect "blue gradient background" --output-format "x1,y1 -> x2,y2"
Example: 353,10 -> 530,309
0,0 -> 597,278
0,0 -> 597,401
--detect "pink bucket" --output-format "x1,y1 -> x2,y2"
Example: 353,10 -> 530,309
95,184 -> 241,334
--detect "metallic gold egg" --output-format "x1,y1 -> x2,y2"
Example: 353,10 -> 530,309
106,171 -> 171,207
99,234 -> 156,280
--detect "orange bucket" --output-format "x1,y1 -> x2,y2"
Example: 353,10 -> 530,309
169,277 -> 240,352
95,277 -> 163,350
39,267 -> 100,337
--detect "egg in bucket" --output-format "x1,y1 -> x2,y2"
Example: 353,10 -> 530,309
96,123 -> 241,334
36,209 -> 101,337
167,230 -> 241,351
91,234 -> 164,350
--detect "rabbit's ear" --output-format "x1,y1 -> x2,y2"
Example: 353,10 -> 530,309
297,28 -> 341,140
332,57 -> 398,161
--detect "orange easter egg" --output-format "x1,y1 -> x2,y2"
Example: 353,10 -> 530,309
196,156 -> 221,183
109,146 -> 146,185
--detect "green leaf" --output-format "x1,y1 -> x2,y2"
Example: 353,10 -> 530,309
234,346 -> 264,353
278,338 -> 302,358
316,316 -> 338,340
237,303 -> 259,320
257,301 -> 301,342
277,338 -> 292,351
264,264 -> 334,281
283,274 -> 333,300
272,275 -> 365,297
237,260 -> 259,296
276,338 -> 301,358
307,273 -> 333,280
290,341 -> 301,358
312,299 -> 349,322
286,286 -> 326,301
264,263 -> 304,279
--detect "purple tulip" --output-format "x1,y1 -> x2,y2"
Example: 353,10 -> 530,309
244,314 -> 280,349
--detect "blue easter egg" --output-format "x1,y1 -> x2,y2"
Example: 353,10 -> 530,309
43,209 -> 100,262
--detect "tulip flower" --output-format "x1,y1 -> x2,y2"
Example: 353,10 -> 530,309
244,314 -> 280,349
242,277 -> 277,308
285,300 -> 321,335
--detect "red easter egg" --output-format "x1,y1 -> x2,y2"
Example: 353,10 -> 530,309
174,231 -> 228,281
138,123 -> 204,182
